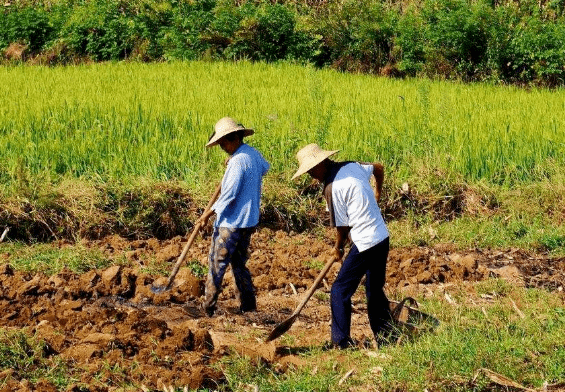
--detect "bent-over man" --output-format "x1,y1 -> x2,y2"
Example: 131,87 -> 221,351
292,143 -> 392,348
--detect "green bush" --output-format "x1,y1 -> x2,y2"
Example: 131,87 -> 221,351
63,0 -> 136,60
206,2 -> 308,62
255,4 -> 299,61
162,0 -> 215,60
1,0 -> 565,86
395,10 -> 425,76
127,0 -> 174,60
482,4 -> 519,83
421,0 -> 492,80
0,6 -> 53,52
508,17 -> 565,86
311,0 -> 397,73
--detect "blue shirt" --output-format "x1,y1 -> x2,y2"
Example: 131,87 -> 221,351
212,143 -> 270,228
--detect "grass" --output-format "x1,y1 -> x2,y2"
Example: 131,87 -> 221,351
1,60 -> 564,252
0,328 -> 72,389
0,241 -> 115,275
1,62 -> 564,186
219,279 -> 565,391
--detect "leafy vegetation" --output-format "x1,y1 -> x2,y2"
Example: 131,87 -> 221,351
0,241 -> 115,275
1,0 -> 565,86
0,329 -> 71,388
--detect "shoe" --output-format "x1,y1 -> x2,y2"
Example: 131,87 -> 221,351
203,303 -> 215,317
328,337 -> 357,350
239,302 -> 257,313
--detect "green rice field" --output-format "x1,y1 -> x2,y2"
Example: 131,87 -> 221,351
1,61 -> 564,250
1,61 -> 564,186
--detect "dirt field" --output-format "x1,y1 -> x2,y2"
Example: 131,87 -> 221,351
1,228 -> 564,391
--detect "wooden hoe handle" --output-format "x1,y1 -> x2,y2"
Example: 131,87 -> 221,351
163,183 -> 222,290
292,254 -> 339,317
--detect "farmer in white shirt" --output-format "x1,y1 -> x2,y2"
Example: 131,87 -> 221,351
198,117 -> 270,317
292,143 -> 392,348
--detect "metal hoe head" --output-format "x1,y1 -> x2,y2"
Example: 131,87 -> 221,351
150,284 -> 169,294
265,314 -> 298,342
265,255 -> 340,343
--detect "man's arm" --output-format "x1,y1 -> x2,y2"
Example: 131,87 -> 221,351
372,163 -> 384,203
333,226 -> 351,260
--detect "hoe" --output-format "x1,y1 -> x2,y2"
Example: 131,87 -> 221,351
266,254 -> 340,342
151,183 -> 221,294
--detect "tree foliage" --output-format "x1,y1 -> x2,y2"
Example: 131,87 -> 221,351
1,0 -> 564,86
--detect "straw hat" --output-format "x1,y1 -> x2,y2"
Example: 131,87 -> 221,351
206,117 -> 254,147
292,143 -> 339,180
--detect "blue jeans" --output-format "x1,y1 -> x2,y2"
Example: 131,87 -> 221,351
203,227 -> 256,314
331,237 -> 391,348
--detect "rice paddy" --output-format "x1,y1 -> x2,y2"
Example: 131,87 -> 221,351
1,61 -> 564,190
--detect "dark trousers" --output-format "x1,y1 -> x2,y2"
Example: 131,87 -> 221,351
331,237 -> 391,348
203,227 -> 256,313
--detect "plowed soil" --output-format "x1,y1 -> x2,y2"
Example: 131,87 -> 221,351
1,228 -> 564,391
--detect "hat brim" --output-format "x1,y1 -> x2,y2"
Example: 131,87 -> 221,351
291,150 -> 338,180
206,128 -> 254,147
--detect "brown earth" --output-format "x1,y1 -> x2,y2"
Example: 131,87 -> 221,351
0,228 -> 564,391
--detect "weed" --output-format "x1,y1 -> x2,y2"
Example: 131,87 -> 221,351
187,260 -> 208,279
0,328 -> 71,388
304,259 -> 324,270
313,291 -> 329,301
0,242 -> 112,275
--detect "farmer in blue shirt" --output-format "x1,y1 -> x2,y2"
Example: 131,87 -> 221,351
197,117 -> 270,317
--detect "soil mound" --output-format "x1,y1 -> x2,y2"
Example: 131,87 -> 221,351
0,229 -> 563,390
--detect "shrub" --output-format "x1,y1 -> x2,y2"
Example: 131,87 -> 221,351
128,0 -> 175,61
421,0 -> 492,80
507,17 -> 565,86
0,6 -> 53,52
255,4 -> 299,61
206,2 -> 307,62
395,10 -> 425,76
62,0 -> 137,60
162,0 -> 215,60
310,0 -> 397,73
1,0 -> 565,86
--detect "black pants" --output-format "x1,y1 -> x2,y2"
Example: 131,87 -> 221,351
330,237 -> 391,348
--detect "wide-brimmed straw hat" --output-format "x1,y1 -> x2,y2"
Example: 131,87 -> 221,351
206,117 -> 254,147
292,143 -> 339,180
